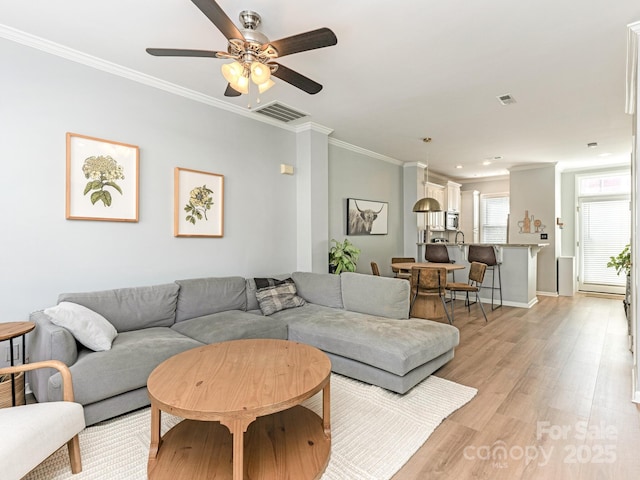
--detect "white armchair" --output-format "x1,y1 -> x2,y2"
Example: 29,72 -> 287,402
0,360 -> 85,479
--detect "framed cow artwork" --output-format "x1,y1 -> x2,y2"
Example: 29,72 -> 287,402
347,198 -> 388,235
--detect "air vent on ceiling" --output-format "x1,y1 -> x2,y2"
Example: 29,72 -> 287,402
253,101 -> 309,123
497,93 -> 516,105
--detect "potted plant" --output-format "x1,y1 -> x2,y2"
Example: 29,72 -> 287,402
329,238 -> 360,274
607,244 -> 631,276
607,244 -> 632,327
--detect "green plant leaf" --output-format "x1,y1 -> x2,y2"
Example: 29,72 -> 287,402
103,190 -> 112,206
105,182 -> 123,195
90,191 -> 103,205
83,181 -> 93,195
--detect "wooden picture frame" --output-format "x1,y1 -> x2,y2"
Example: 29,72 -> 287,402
66,132 -> 139,222
347,198 -> 388,235
174,167 -> 224,237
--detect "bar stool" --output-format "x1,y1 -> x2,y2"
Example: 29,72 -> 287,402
424,244 -> 456,282
467,245 -> 502,310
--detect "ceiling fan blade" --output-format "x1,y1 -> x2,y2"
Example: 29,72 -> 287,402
272,63 -> 323,95
224,84 -> 242,97
146,48 -> 226,58
267,28 -> 337,58
191,0 -> 244,41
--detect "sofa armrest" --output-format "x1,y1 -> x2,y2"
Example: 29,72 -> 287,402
27,310 -> 79,402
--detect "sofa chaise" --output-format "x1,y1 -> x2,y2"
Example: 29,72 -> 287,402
28,271 -> 460,426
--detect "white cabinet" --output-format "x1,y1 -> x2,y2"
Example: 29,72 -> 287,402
425,182 -> 445,231
445,181 -> 461,212
460,190 -> 480,243
425,182 -> 445,206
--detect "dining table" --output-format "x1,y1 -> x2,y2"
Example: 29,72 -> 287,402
391,262 -> 465,321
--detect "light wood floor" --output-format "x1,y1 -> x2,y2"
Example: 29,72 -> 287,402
393,294 -> 640,480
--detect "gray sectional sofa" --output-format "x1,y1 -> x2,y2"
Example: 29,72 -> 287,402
28,271 -> 459,426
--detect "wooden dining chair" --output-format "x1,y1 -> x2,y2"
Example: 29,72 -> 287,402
445,261 -> 488,323
391,257 -> 414,280
371,261 -> 381,276
410,266 -> 451,324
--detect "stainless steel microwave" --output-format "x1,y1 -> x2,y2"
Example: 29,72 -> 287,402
445,211 -> 459,231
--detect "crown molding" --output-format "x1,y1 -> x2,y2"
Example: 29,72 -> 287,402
328,138 -> 402,165
403,162 -> 427,169
1,24 -> 410,167
0,24 -> 300,132
294,122 -> 334,135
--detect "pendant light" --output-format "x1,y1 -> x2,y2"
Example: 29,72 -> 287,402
412,138 -> 442,212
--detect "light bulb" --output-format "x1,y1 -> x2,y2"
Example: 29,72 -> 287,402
231,74 -> 249,95
250,61 -> 271,85
258,78 -> 275,94
221,61 -> 243,84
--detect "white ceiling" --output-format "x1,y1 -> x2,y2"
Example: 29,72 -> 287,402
3,0 -> 640,179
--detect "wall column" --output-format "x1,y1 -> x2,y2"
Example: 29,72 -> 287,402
296,123 -> 333,272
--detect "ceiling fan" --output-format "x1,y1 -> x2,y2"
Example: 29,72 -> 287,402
146,0 -> 337,97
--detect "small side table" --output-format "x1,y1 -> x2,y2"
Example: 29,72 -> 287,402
0,322 -> 35,406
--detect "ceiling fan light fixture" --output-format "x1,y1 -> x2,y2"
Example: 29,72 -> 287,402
231,74 -> 249,94
258,78 -> 275,94
221,61 -> 243,84
250,61 -> 271,84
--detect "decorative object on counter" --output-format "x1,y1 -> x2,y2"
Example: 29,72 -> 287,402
174,167 -> 224,237
467,245 -> 502,310
347,198 -> 388,235
66,132 -> 139,222
517,210 -> 546,234
329,238 -> 360,274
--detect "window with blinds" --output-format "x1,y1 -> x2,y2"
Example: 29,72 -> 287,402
481,194 -> 509,243
578,170 -> 630,290
580,198 -> 630,287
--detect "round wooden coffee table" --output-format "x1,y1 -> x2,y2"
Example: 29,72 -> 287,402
147,338 -> 331,480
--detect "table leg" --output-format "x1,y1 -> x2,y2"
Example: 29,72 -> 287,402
220,417 -> 254,480
9,337 -> 16,406
149,405 -> 161,459
323,380 -> 331,438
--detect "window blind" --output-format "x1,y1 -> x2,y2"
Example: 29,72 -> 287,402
481,195 -> 509,243
581,198 -> 630,286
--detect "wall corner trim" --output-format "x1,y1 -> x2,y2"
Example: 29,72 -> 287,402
328,138 -> 403,165
294,122 -> 334,135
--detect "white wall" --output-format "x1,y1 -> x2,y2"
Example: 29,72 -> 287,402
328,145 -> 404,277
1,38 -> 300,320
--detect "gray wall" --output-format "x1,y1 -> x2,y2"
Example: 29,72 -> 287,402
510,165 -> 558,294
328,145 -> 404,277
1,39 -> 299,320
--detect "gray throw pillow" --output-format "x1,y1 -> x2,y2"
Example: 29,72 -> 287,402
255,282 -> 305,316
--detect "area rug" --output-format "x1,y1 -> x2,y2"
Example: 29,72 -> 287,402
25,374 -> 477,480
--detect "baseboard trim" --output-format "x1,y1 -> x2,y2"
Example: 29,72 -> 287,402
477,296 -> 538,309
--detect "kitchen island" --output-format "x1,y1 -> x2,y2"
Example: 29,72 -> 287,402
417,243 -> 548,308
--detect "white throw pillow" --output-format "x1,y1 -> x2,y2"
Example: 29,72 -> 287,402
44,301 -> 117,351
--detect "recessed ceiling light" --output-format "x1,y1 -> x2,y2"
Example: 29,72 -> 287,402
587,142 -> 598,148
455,165 -> 463,169
482,161 -> 491,166
598,152 -> 612,157
493,156 -> 503,160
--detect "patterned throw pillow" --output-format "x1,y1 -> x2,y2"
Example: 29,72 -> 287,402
255,280 -> 306,316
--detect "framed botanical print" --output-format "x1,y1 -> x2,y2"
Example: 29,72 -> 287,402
66,132 -> 139,222
174,167 -> 224,237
